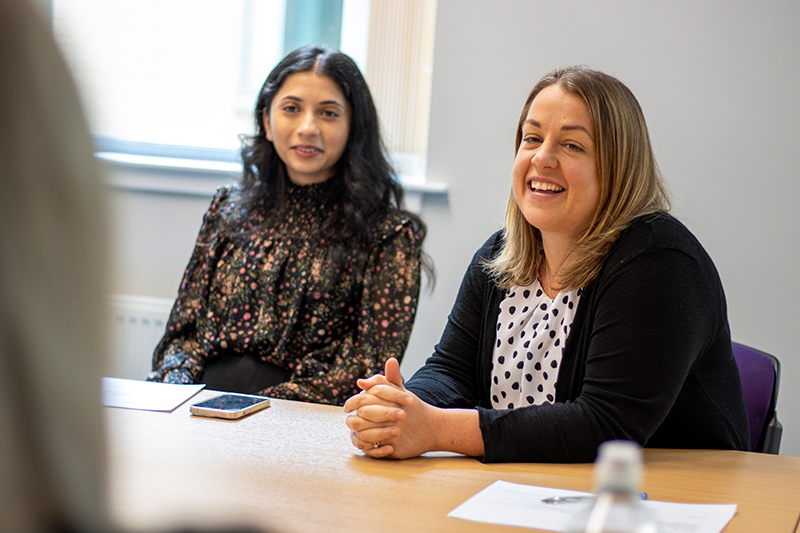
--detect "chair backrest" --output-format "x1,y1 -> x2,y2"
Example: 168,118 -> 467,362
731,342 -> 783,454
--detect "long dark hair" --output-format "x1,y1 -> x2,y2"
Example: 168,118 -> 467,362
238,45 -> 432,285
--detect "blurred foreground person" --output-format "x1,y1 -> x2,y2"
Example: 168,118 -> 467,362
0,0 -> 110,530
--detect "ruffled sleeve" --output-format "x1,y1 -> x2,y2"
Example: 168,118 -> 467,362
147,187 -> 231,384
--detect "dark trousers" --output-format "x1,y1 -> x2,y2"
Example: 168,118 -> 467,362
200,354 -> 290,395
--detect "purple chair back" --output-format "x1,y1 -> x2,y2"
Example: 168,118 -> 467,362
731,342 -> 782,453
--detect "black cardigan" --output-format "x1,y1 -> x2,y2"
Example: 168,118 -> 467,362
406,214 -> 750,462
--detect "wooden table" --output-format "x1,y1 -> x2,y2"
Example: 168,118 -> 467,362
107,390 -> 800,532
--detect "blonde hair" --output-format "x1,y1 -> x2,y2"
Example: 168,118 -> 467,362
486,66 -> 670,290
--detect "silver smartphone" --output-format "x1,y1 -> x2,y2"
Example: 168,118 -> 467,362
190,393 -> 271,419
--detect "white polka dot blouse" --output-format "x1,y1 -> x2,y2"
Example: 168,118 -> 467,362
490,279 -> 581,410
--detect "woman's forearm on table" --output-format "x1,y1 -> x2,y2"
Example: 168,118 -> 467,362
430,406 -> 484,457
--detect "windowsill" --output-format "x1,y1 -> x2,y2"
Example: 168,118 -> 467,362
98,151 -> 447,213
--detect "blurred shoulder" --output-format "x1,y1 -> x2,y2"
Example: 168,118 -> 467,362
209,184 -> 236,210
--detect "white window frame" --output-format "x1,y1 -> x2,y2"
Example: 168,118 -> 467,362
54,0 -> 447,211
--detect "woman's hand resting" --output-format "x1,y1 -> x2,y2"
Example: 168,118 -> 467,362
344,357 -> 435,458
343,358 -> 484,459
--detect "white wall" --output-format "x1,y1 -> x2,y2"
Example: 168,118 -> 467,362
109,0 -> 800,456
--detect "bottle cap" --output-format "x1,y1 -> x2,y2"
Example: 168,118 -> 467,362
593,440 -> 642,493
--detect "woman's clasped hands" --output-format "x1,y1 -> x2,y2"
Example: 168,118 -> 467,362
344,357 -> 485,459
344,357 -> 432,459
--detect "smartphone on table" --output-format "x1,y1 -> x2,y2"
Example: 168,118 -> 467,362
190,393 -> 271,419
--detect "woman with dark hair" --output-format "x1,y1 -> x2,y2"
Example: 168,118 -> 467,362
344,66 -> 749,462
149,45 -> 431,406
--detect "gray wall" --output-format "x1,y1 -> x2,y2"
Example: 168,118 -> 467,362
109,0 -> 800,456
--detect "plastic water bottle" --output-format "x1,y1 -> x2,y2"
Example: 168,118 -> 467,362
564,440 -> 659,533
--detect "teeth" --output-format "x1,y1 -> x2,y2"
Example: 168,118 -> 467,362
530,181 -> 564,192
297,147 -> 318,153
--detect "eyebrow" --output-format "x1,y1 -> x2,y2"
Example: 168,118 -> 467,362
526,119 -> 593,140
279,95 -> 346,109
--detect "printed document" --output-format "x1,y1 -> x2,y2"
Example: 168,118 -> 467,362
448,480 -> 736,533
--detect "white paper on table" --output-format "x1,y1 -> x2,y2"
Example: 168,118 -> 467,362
448,481 -> 591,531
102,377 -> 205,411
448,480 -> 737,533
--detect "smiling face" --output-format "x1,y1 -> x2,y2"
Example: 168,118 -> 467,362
512,84 -> 601,248
264,71 -> 351,185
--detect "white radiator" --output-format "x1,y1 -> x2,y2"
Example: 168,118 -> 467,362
108,294 -> 174,380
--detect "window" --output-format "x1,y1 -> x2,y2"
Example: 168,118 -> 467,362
52,0 -> 437,183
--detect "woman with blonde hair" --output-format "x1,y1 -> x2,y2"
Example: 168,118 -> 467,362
344,66 -> 749,462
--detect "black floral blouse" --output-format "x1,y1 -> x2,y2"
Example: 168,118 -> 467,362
147,179 -> 423,405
